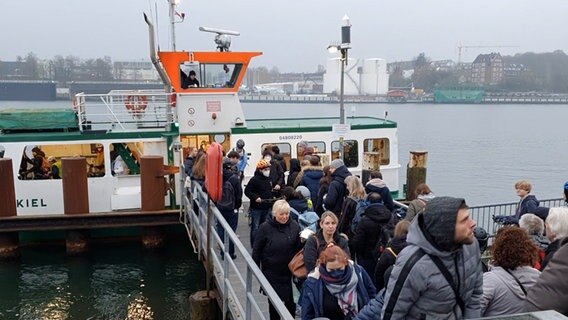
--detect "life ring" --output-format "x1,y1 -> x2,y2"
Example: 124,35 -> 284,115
124,95 -> 148,114
205,142 -> 223,202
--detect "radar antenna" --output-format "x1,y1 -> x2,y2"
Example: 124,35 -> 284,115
199,26 -> 240,52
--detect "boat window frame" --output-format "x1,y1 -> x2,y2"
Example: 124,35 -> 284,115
199,63 -> 243,89
330,140 -> 359,168
297,141 -> 326,156
363,138 -> 390,165
260,142 -> 291,171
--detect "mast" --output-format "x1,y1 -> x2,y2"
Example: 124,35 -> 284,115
169,0 -> 178,51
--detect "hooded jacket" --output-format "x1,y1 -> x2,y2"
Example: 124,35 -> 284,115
525,236 -> 568,315
381,197 -> 483,320
365,178 -> 394,212
374,236 -> 408,290
350,204 -> 394,261
406,193 -> 435,221
252,216 -> 301,283
244,170 -> 273,210
515,194 -> 539,218
300,261 -> 376,320
481,266 -> 540,317
324,166 -> 352,215
300,166 -> 324,200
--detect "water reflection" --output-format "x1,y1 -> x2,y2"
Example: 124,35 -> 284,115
0,237 -> 205,320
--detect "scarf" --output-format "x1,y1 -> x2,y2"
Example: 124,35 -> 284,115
319,263 -> 359,317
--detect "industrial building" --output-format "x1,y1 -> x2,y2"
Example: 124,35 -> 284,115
323,57 -> 389,95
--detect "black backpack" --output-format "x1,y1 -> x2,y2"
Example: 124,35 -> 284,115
373,225 -> 393,260
216,179 -> 235,211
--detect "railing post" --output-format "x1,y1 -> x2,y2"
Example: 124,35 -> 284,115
223,230 -> 230,319
246,266 -> 253,320
206,196 -> 212,297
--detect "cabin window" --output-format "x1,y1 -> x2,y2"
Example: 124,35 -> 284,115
180,63 -> 243,89
297,141 -> 326,155
181,134 -> 231,155
261,143 -> 291,170
18,144 -> 106,180
331,140 -> 358,168
363,138 -> 390,166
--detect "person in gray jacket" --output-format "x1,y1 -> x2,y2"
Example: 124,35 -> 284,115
481,226 -> 541,317
381,196 -> 483,320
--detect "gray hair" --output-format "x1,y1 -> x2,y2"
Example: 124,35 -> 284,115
519,213 -> 544,236
272,199 -> 290,215
546,207 -> 568,241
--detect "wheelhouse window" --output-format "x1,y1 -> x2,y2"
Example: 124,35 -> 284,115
18,143 -> 106,180
363,138 -> 390,166
261,143 -> 291,170
331,140 -> 358,168
179,63 -> 243,89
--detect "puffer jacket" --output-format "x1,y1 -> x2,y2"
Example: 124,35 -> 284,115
365,178 -> 394,212
300,166 -> 324,201
381,218 -> 483,319
350,204 -> 394,262
324,166 -> 352,215
481,266 -> 540,317
244,170 -> 273,210
252,217 -> 301,283
525,236 -> 568,315
356,288 -> 386,320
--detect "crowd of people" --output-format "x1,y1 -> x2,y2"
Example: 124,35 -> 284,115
184,140 -> 568,319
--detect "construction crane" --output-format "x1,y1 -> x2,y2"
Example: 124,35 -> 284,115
457,45 -> 519,64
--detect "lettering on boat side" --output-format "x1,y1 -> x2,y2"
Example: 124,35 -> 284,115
16,198 -> 48,208
279,135 -> 303,141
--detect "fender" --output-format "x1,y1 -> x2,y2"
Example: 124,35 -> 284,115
205,142 -> 223,202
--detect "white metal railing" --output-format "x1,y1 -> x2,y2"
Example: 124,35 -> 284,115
74,90 -> 175,132
182,181 -> 294,320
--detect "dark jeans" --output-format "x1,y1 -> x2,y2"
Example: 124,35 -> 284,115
268,279 -> 295,320
249,208 -> 269,247
217,209 -> 239,257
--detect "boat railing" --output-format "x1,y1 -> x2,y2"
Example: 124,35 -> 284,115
74,90 -> 175,132
182,180 -> 294,320
469,198 -> 565,238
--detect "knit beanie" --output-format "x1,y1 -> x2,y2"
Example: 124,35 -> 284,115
330,159 -> 344,169
420,196 -> 466,252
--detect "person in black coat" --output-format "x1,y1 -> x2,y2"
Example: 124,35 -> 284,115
244,160 -> 274,247
303,211 -> 351,274
350,192 -> 394,281
262,149 -> 284,197
252,200 -> 301,320
216,158 -> 243,259
365,170 -> 395,212
324,159 -> 352,215
286,158 -> 301,187
374,220 -> 410,290
315,166 -> 332,216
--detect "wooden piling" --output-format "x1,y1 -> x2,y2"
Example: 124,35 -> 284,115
140,156 -> 166,248
0,158 -> 19,259
406,151 -> 428,201
62,157 -> 90,254
189,290 -> 218,320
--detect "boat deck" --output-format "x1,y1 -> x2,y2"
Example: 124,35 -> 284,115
232,116 -> 396,134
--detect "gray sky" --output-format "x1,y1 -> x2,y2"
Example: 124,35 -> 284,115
2,0 -> 567,72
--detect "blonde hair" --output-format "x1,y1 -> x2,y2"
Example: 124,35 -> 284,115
514,180 -> 532,193
272,199 -> 290,215
320,211 -> 338,225
344,176 -> 365,200
394,220 -> 411,237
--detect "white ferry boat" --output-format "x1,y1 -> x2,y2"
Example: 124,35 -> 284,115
0,7 -> 401,217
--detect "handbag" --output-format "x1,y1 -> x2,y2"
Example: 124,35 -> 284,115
288,236 -> 319,279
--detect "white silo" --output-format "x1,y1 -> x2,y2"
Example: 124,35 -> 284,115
323,57 -> 360,95
360,58 -> 389,95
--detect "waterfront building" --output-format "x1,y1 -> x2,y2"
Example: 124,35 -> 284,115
471,53 -> 504,86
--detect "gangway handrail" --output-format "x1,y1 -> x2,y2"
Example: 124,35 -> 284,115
183,181 -> 294,320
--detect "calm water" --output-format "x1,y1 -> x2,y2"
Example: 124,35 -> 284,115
0,237 -> 204,320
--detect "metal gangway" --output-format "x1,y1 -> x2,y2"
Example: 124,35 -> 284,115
182,181 -> 294,320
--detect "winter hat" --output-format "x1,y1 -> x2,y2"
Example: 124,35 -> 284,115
330,159 -> 344,169
222,157 -> 232,169
420,196 -> 466,252
296,186 -> 311,199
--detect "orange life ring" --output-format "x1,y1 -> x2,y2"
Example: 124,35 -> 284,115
124,95 -> 148,114
205,142 -> 223,202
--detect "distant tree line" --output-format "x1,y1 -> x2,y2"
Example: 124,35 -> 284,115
389,50 -> 568,93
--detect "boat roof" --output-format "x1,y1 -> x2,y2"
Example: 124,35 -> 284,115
231,116 -> 396,134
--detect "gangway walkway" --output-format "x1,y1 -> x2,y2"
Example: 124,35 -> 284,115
182,181 -> 294,320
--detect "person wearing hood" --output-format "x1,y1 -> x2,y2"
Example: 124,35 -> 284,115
216,157 -> 243,260
381,196 -> 483,320
405,183 -> 435,222
365,171 -> 394,212
281,187 -> 309,218
481,226 -> 540,317
286,158 -> 302,187
262,149 -> 284,197
252,200 -> 301,320
244,160 -> 274,247
350,192 -> 395,282
271,145 -> 287,173
374,220 -> 410,290
300,156 -> 324,201
540,207 -> 568,270
324,159 -> 352,215
300,244 -> 376,320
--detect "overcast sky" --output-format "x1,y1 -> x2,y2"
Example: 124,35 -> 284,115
2,0 -> 567,72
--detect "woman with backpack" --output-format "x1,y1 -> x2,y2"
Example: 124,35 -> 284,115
349,192 -> 394,283
314,165 -> 332,216
374,220 -> 410,290
337,175 -> 366,241
216,158 -> 243,260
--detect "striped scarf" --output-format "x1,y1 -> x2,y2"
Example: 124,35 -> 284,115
319,263 -> 359,316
